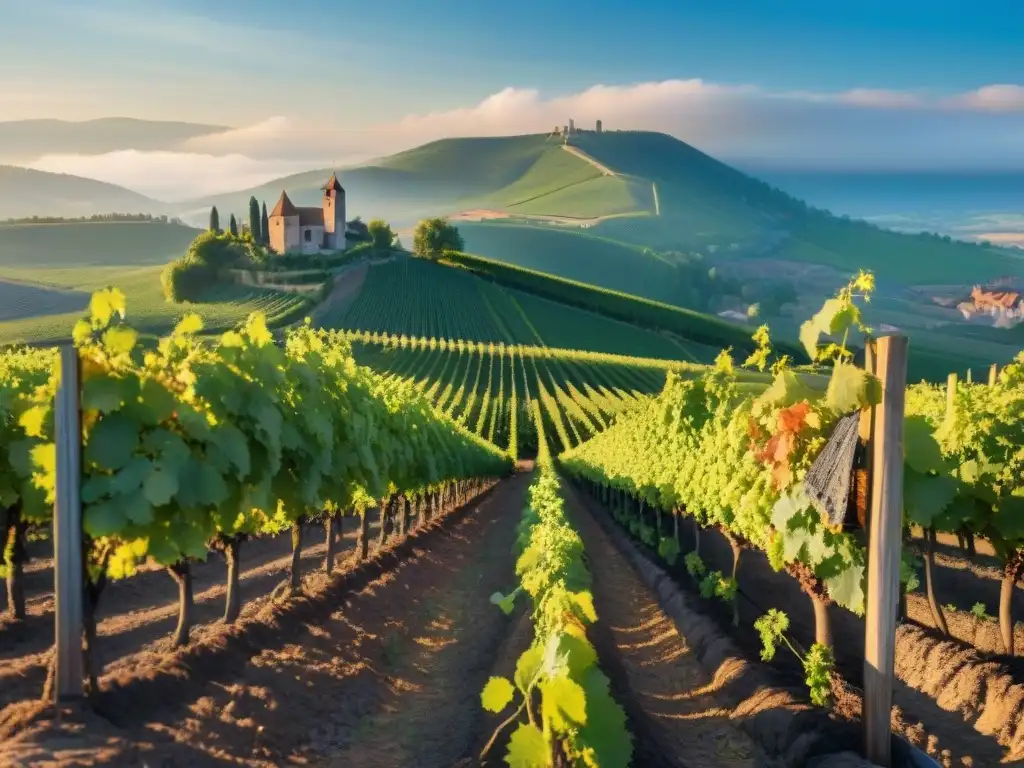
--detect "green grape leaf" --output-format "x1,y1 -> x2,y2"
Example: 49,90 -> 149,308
826,563 -> 865,615
82,376 -> 128,413
136,379 -> 176,425
481,676 -> 515,713
903,469 -> 957,527
110,456 -> 153,496
577,667 -> 633,768
18,406 -> 48,439
119,489 -> 154,526
505,723 -> 547,768
826,361 -> 880,415
83,499 -> 127,538
571,590 -> 597,623
144,465 -> 180,507
800,299 -> 851,360
195,463 -> 229,507
514,644 -> 544,692
102,326 -> 138,356
904,416 -> 944,475
85,413 -> 138,471
540,676 -> 588,730
553,631 -> 598,679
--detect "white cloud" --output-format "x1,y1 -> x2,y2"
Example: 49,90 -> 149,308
943,84 -> 1024,112
25,150 -> 313,201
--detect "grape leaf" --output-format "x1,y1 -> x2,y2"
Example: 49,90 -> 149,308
82,376 -> 128,414
577,667 -> 633,768
85,413 -> 138,471
505,723 -> 547,768
903,469 -> 957,527
514,644 -> 544,692
144,465 -> 180,507
904,416 -> 944,475
84,499 -> 127,538
540,676 -> 588,730
481,676 -> 515,713
826,361 -> 880,415
826,563 -> 865,615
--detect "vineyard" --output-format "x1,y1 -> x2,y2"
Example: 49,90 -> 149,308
2,269 -> 1023,767
316,256 -> 716,362
347,332 -> 753,457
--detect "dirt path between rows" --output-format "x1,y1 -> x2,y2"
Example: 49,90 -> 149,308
562,484 -> 765,768
1,514 -> 382,711
3,474 -> 530,767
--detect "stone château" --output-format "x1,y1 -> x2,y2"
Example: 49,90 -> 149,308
267,173 -> 352,255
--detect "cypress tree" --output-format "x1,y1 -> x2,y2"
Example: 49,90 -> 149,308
209,206 -> 220,232
261,201 -> 270,245
228,213 -> 238,236
248,196 -> 260,241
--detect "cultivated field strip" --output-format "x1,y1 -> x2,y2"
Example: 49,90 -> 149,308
322,257 -> 710,362
351,340 -> 677,457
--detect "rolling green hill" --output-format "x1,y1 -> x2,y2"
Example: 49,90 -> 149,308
0,220 -> 201,267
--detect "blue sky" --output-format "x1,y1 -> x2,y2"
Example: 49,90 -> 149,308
4,0 -> 1023,124
3,0 -> 1024,195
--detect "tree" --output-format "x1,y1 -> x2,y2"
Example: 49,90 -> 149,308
248,197 -> 261,242
412,217 -> 464,261
209,206 -> 220,233
367,219 -> 396,251
261,201 -> 269,245
229,214 -> 238,236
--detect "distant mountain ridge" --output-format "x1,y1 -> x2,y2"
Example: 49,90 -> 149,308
0,118 -> 228,162
0,166 -> 165,220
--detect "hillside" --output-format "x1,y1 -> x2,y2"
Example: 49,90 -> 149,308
0,220 -> 201,267
0,118 -> 227,162
0,166 -> 166,220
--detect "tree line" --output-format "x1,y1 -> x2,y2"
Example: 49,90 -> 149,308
1,213 -> 187,226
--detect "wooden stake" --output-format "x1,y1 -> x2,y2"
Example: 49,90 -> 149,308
863,335 -> 909,767
54,345 -> 83,702
989,364 -> 999,387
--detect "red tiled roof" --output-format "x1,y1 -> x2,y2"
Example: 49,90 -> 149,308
297,207 -> 324,226
269,190 -> 298,217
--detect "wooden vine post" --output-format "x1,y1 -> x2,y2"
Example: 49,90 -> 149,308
54,344 -> 84,702
863,335 -> 909,767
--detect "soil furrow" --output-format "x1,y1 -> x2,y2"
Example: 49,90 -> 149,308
562,483 -> 764,768
2,476 -> 527,767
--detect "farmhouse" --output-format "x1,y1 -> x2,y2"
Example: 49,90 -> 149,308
267,173 -> 351,255
957,285 -> 1024,326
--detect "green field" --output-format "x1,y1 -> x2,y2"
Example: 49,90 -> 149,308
0,264 -> 309,345
316,257 -> 709,361
0,220 -> 201,267
456,222 -> 686,306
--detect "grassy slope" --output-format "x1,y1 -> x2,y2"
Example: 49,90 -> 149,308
0,265 -> 307,345
572,131 -> 1023,285
0,221 -> 305,345
0,221 -> 201,267
457,222 -> 683,306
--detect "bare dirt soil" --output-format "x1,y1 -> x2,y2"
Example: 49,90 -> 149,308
1,476 -> 528,767
1,513 -> 382,712
583,492 -> 1022,767
562,484 -> 765,768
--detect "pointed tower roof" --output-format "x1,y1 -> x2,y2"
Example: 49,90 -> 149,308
269,190 -> 299,217
322,173 -> 344,193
